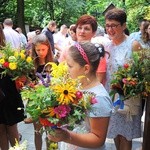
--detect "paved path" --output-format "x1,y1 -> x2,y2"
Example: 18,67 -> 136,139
17,121 -> 143,150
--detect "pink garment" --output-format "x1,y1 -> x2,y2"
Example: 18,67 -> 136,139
97,57 -> 106,73
97,57 -> 107,86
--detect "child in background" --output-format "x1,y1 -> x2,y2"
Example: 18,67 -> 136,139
25,34 -> 54,150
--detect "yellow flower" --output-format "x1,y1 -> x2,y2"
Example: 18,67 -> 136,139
9,62 -> 17,70
42,107 -> 55,117
14,51 -> 19,57
52,82 -> 76,105
20,53 -> 25,59
21,50 -> 25,53
0,58 -> 5,64
26,56 -> 32,63
46,62 -> 68,78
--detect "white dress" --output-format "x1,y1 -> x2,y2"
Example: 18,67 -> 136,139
59,84 -> 113,150
105,37 -> 142,140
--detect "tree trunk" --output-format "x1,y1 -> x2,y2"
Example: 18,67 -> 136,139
142,94 -> 150,150
16,0 -> 26,35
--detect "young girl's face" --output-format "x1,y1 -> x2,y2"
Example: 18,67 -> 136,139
35,43 -> 49,59
66,53 -> 85,79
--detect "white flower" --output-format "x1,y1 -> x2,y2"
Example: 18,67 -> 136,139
9,140 -> 27,150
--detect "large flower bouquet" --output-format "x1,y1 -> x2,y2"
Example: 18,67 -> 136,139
0,45 -> 34,80
21,62 -> 97,131
110,50 -> 150,118
110,50 -> 150,101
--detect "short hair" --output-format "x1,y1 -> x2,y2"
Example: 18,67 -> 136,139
27,31 -> 36,40
60,24 -> 68,30
3,18 -> 13,26
105,8 -> 127,25
76,14 -> 97,32
15,27 -> 22,33
68,42 -> 105,73
48,20 -> 56,27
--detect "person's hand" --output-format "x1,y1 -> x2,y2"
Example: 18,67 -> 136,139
15,76 -> 27,90
47,128 -> 70,142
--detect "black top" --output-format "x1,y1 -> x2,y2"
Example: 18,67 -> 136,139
0,68 -> 25,125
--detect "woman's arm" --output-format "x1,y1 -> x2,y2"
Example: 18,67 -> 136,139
132,40 -> 142,51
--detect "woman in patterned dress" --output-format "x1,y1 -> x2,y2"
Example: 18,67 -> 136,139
104,8 -> 142,150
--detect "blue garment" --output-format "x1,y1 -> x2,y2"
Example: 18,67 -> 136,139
130,31 -> 150,49
130,31 -> 141,42
59,84 -> 113,150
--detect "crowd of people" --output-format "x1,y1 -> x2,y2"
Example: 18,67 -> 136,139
0,7 -> 150,150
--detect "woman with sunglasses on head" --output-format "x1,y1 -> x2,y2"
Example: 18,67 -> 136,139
104,8 -> 142,150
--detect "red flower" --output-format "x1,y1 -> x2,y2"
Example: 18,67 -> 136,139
123,63 -> 129,69
90,97 -> 97,104
28,82 -> 35,88
39,118 -> 55,127
122,78 -> 128,84
129,80 -> 137,86
75,91 -> 83,99
3,62 -> 9,68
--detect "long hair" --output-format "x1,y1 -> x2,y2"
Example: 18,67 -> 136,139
141,21 -> 150,43
32,34 -> 54,72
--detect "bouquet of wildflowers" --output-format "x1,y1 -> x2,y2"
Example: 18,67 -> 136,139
21,62 -> 97,131
9,140 -> 27,150
0,45 -> 34,80
110,49 -> 150,101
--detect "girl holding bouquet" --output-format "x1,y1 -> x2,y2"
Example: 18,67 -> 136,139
24,33 -> 54,150
48,42 -> 113,150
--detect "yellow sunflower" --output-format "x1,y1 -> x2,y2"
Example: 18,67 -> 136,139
53,82 -> 76,105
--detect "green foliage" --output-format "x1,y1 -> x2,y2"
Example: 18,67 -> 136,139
0,0 -> 149,32
21,86 -> 57,120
